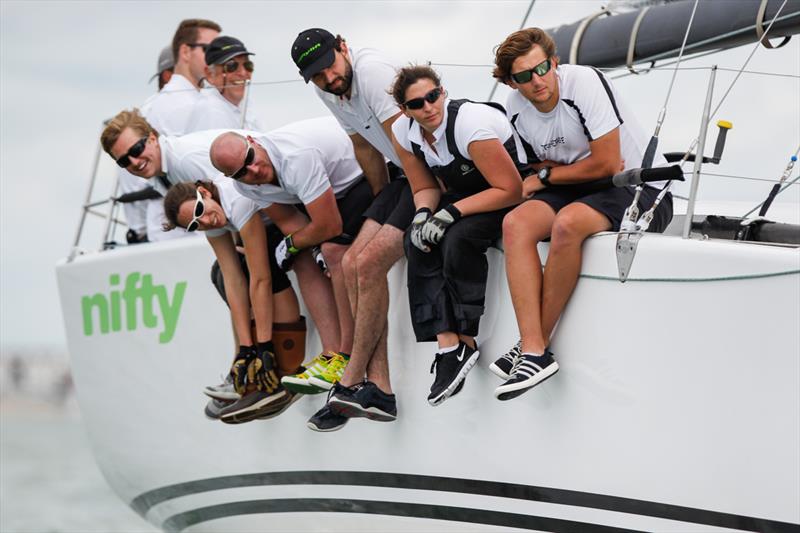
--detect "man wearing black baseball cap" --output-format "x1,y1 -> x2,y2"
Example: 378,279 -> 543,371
189,35 -> 262,131
291,28 -> 410,431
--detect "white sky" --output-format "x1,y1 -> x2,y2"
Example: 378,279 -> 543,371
1,0 -> 798,353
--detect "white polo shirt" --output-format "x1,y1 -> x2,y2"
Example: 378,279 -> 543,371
205,178 -> 269,238
188,85 -> 265,132
234,117 -> 363,208
392,99 -> 516,168
506,64 -> 670,187
158,129 -> 238,191
142,74 -> 202,137
313,45 -> 402,167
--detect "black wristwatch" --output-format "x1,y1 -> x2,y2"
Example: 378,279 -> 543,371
538,166 -> 552,187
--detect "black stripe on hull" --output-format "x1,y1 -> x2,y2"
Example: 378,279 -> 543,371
161,498 -> 644,533
130,471 -> 800,533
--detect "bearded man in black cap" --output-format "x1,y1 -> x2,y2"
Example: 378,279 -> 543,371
189,36 -> 263,131
289,29 -> 410,431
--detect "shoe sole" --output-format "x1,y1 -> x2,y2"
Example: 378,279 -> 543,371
257,392 -> 303,420
204,399 -> 233,420
328,398 -> 396,422
488,361 -> 512,381
220,390 -> 288,422
306,418 -> 348,432
494,363 -> 560,401
428,350 -> 480,407
281,376 -> 327,395
203,389 -> 240,401
307,376 -> 338,391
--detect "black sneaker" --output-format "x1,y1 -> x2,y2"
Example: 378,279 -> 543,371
489,340 -> 521,380
307,403 -> 348,432
494,350 -> 559,401
428,341 -> 480,406
219,388 -> 288,424
329,381 -> 397,421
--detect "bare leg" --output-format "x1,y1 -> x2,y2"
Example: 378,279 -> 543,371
364,323 -> 391,393
320,242 -> 354,354
541,203 -> 610,343
339,225 -> 404,391
437,332 -> 460,350
503,201 -> 556,355
272,287 -> 300,323
342,220 -> 381,320
293,251 -> 340,353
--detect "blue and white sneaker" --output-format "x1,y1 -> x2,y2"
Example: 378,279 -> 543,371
489,340 -> 521,380
494,350 -> 559,401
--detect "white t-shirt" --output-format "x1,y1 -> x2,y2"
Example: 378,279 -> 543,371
234,117 -> 363,208
506,64 -> 671,188
392,99 -> 516,168
205,178 -> 269,238
188,85 -> 264,132
313,45 -> 402,167
137,74 -> 204,242
158,129 -> 238,189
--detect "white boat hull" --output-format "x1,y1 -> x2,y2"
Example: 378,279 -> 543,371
56,234 -> 800,532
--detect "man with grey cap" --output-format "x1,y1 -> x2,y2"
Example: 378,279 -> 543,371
150,45 -> 175,91
290,28 -> 411,429
189,35 -> 264,131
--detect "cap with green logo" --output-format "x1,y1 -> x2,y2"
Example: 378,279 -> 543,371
205,36 -> 254,66
291,28 -> 336,83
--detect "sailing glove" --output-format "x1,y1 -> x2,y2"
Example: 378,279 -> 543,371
410,208 -> 432,253
275,234 -> 300,271
231,345 -> 257,395
421,204 -> 461,245
250,342 -> 281,394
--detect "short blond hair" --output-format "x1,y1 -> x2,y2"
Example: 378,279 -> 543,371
100,109 -> 157,156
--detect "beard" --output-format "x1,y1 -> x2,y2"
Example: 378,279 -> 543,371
324,60 -> 353,96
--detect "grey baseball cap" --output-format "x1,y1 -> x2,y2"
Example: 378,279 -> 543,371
149,45 -> 175,83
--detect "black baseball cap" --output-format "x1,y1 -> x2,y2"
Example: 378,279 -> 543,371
205,36 -> 254,66
291,28 -> 336,82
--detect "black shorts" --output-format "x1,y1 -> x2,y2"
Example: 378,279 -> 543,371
531,184 -> 673,232
362,179 -> 415,231
209,224 -> 292,305
294,178 -> 374,245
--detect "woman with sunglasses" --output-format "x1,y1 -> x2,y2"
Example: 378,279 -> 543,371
163,180 -> 304,423
389,65 -> 525,407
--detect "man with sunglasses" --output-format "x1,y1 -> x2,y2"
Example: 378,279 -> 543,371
189,36 -> 263,131
290,28 -> 412,430
489,28 -> 673,400
209,119 -> 376,431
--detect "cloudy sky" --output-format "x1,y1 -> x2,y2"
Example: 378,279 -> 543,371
1,0 -> 798,353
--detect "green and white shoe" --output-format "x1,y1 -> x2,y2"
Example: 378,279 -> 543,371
308,352 -> 349,390
281,352 -> 333,394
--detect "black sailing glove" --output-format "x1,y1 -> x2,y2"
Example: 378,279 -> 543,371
249,341 -> 281,394
421,204 -> 461,245
231,345 -> 257,395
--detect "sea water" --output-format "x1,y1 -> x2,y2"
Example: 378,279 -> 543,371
0,357 -> 158,533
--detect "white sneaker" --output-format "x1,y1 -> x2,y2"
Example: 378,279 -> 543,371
203,374 -> 240,401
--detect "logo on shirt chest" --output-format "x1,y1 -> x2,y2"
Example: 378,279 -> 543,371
540,136 -> 566,152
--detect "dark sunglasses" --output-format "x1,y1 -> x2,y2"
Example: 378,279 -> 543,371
115,136 -> 148,168
510,59 -> 552,84
403,87 -> 443,110
229,140 -> 255,181
187,42 -> 209,52
222,59 -> 254,73
186,189 -> 205,232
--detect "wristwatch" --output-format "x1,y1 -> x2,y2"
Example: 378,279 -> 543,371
537,166 -> 552,187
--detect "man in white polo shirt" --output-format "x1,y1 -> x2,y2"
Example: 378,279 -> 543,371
188,35 -> 264,132
290,28 -> 412,430
209,117 -> 375,430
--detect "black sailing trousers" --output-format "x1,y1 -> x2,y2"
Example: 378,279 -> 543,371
404,195 -> 508,342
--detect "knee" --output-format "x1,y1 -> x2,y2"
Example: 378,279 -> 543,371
320,243 -> 347,269
341,246 -> 358,277
502,207 -> 544,247
550,211 -> 588,247
356,246 -> 388,284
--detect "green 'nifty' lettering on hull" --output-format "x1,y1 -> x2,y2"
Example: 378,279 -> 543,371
81,272 -> 187,344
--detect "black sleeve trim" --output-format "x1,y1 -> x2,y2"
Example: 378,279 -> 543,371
561,99 -> 593,142
590,67 -> 624,127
